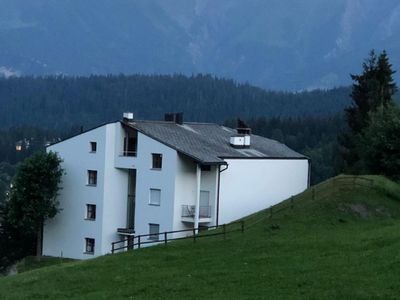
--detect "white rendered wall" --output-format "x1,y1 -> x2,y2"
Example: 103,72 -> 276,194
133,132 -> 177,240
101,124 -> 129,254
218,159 -> 309,225
173,155 -> 218,233
43,125 -> 108,259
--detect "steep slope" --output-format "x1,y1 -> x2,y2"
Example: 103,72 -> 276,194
1,175 -> 400,299
0,0 -> 399,90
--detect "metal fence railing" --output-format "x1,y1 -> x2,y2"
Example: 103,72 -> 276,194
181,205 -> 211,218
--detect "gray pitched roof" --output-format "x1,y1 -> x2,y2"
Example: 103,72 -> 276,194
126,120 -> 307,165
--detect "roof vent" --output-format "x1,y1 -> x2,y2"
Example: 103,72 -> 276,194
230,118 -> 251,148
123,112 -> 134,121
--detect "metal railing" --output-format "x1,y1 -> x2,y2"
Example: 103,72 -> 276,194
120,150 -> 137,157
181,205 -> 211,218
111,221 -> 245,254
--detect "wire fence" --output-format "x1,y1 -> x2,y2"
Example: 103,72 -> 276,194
111,176 -> 376,254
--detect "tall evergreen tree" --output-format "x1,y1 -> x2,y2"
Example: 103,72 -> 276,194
345,50 -> 397,133
340,50 -> 397,173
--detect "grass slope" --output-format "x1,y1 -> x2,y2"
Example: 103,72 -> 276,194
1,175 -> 400,299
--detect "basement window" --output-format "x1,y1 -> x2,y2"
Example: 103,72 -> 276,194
85,238 -> 95,254
87,170 -> 97,186
148,224 -> 160,241
90,142 -> 97,153
151,153 -> 162,169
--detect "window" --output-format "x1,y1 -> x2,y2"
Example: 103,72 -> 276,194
152,153 -> 162,169
86,204 -> 96,220
149,189 -> 161,206
87,170 -> 97,186
85,238 -> 95,254
90,142 -> 97,153
148,224 -> 160,241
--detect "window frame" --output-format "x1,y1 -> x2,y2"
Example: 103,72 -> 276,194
151,153 -> 163,170
84,238 -> 95,254
149,188 -> 161,206
87,170 -> 97,186
85,204 -> 96,220
148,223 -> 160,241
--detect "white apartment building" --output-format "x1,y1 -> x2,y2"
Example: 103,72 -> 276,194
43,113 -> 310,259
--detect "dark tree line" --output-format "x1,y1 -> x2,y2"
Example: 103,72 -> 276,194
0,74 -> 351,130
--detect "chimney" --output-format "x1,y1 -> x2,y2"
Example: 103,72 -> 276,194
175,112 -> 184,125
164,113 -> 175,122
230,118 -> 251,148
123,112 -> 134,122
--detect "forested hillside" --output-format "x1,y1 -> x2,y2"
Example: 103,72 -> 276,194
0,74 -> 351,130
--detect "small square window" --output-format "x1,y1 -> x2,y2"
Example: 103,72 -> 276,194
149,189 -> 161,206
86,204 -> 96,220
90,142 -> 97,153
152,153 -> 162,169
148,224 -> 160,241
85,238 -> 95,254
87,170 -> 97,186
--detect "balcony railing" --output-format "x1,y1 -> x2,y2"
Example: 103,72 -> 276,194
120,150 -> 137,157
181,205 -> 211,218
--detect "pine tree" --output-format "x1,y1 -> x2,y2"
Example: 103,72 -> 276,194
340,50 -> 397,173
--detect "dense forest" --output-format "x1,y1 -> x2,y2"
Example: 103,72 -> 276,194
0,74 -> 351,130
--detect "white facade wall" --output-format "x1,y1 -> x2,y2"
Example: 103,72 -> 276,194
101,124 -> 129,254
133,132 -> 177,239
43,125 -> 108,259
218,159 -> 309,225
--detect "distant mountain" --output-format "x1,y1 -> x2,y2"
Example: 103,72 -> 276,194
0,0 -> 399,90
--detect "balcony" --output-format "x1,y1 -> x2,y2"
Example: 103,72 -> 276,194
181,205 -> 212,223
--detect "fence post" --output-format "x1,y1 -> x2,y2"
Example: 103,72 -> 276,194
269,206 -> 273,218
164,232 -> 167,245
223,224 -> 226,239
290,196 -> 294,209
111,242 -> 114,254
138,236 -> 141,249
241,221 -> 244,233
193,228 -> 196,243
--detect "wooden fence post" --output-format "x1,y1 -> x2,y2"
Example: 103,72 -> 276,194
193,228 -> 196,243
269,206 -> 273,218
111,242 -> 114,254
164,232 -> 167,245
290,196 -> 294,209
138,236 -> 141,249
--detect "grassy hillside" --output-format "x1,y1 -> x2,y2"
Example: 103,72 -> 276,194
1,175 -> 400,299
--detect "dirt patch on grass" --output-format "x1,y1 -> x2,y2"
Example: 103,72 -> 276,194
349,204 -> 370,218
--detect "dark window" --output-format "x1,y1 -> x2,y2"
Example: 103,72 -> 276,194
149,224 -> 160,241
88,170 -> 97,185
152,154 -> 162,169
85,238 -> 95,254
90,142 -> 97,153
86,204 -> 96,220
201,165 -> 211,171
